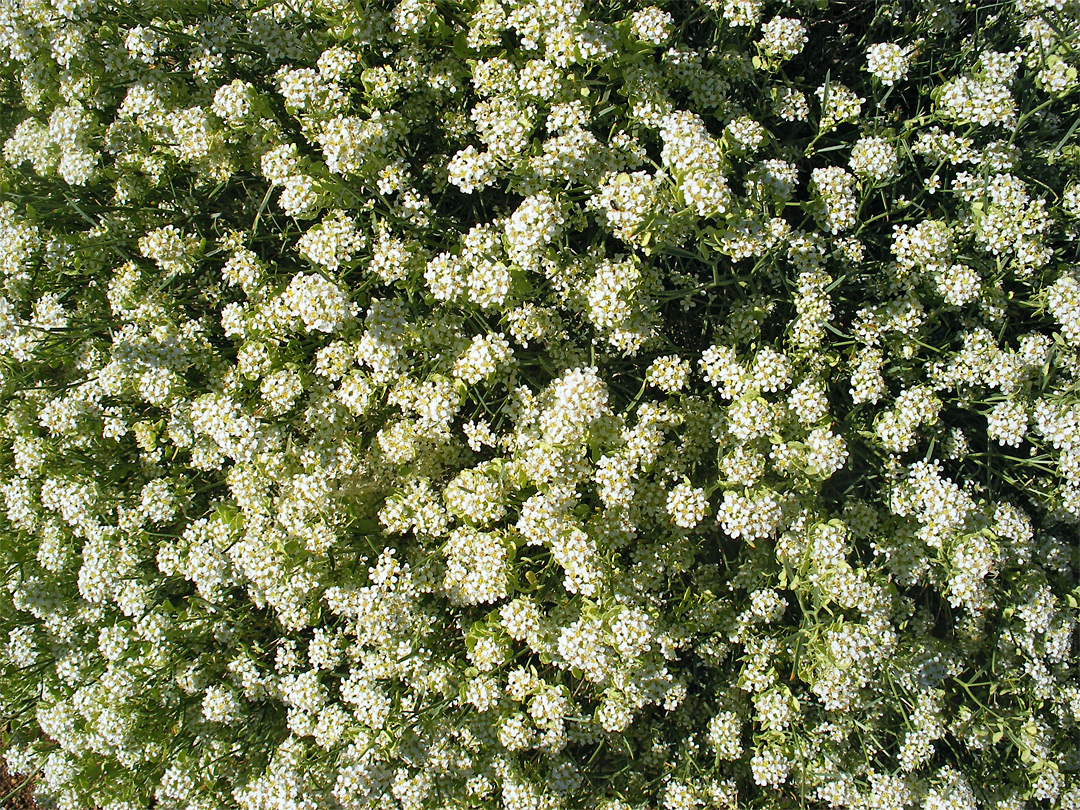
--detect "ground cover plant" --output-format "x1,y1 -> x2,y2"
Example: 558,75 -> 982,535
0,0 -> 1078,807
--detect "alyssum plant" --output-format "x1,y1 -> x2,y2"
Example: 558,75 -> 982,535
0,0 -> 1078,808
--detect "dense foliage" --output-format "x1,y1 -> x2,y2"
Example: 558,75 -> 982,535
0,0 -> 1078,808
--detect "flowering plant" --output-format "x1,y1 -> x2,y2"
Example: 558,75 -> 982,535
0,0 -> 1078,809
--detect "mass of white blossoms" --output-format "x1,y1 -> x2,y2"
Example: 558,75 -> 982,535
283,272 -> 356,333
666,481 -> 710,529
1,2 -> 1079,810
866,42 -> 913,85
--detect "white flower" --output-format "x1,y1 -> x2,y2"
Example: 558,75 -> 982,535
666,481 -> 709,529
646,355 -> 690,393
212,79 -> 254,125
717,489 -> 782,542
443,526 -> 511,605
448,145 -> 497,193
866,42 -> 913,85
725,116 -> 767,154
816,83 -> 864,131
631,7 -> 674,46
282,272 -> 354,333
937,77 -> 1016,127
202,684 -> 243,725
987,400 -> 1028,447
453,333 -> 514,384
707,711 -> 743,760
850,135 -> 898,182
700,344 -> 747,399
810,166 -> 857,233
295,210 -> 365,271
1047,271 -> 1080,344
140,479 -> 178,523
750,745 -> 790,787
758,17 -> 807,61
